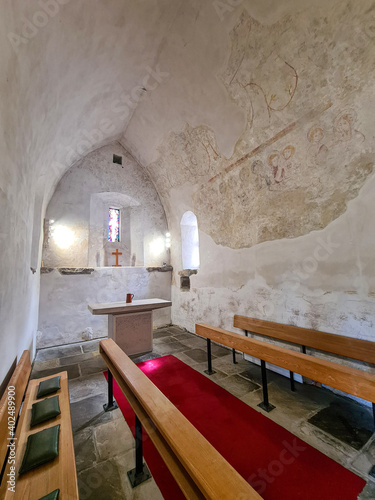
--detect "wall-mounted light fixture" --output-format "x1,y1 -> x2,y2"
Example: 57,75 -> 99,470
165,232 -> 171,249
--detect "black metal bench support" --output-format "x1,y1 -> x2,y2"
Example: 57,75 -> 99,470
127,415 -> 152,487
103,369 -> 118,412
232,348 -> 238,364
204,338 -> 216,375
257,360 -> 276,413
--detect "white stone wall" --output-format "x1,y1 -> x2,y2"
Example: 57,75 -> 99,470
38,268 -> 171,348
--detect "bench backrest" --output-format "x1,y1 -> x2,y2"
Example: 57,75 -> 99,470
100,338 -> 262,500
234,315 -> 375,364
196,323 -> 375,404
0,351 -> 31,470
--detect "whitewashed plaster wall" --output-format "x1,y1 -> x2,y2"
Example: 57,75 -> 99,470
38,267 -> 171,348
42,142 -> 169,268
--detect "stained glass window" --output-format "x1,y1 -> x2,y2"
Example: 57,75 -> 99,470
108,208 -> 120,242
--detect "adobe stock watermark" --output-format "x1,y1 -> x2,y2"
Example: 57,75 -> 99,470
6,385 -> 17,493
248,438 -> 306,495
257,234 -> 340,318
212,0 -> 244,22
7,0 -> 71,52
50,64 -> 169,176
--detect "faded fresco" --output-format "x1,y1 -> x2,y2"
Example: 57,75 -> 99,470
146,4 -> 375,249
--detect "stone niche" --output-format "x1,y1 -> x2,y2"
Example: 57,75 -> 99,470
42,143 -> 169,268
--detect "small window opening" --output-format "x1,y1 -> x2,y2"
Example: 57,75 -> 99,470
108,208 -> 120,242
180,211 -> 200,270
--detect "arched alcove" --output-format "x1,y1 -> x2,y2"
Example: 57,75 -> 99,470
180,211 -> 200,270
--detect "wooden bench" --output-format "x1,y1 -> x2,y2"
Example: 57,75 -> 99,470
100,338 -> 262,500
233,315 -> 375,415
195,323 -> 375,415
0,351 -> 78,499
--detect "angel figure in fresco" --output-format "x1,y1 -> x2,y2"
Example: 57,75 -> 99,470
332,111 -> 365,148
307,126 -> 328,164
281,145 -> 296,170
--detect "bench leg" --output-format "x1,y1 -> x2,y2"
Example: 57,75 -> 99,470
257,360 -> 275,413
290,371 -> 296,392
204,339 -> 216,375
373,403 -> 375,432
232,348 -> 238,364
127,415 -> 152,487
103,370 -> 118,412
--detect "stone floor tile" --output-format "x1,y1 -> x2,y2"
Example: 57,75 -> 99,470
152,329 -> 172,340
210,354 -> 250,376
171,351 -> 201,366
79,355 -> 108,376
74,427 -> 97,473
82,339 -> 101,353
218,374 -> 260,398
36,344 -> 83,361
210,343 -> 232,357
165,326 -> 186,335
308,399 -> 373,450
131,352 -> 161,364
152,340 -> 187,356
70,394 -> 113,432
78,458 -> 124,500
32,358 -> 60,371
59,351 -> 97,367
94,417 -> 134,461
351,438 -> 375,479
69,372 -> 108,403
192,362 -> 229,382
182,348 -> 215,364
358,480 -> 375,499
30,363 -> 80,380
172,332 -> 198,341
114,450 -> 164,500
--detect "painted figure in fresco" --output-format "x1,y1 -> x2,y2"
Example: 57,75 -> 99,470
251,160 -> 270,190
268,152 -> 284,184
307,126 -> 328,164
333,111 -> 365,147
281,145 -> 295,170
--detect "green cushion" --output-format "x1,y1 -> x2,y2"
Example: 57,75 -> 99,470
19,425 -> 60,475
30,396 -> 61,427
36,376 -> 61,399
38,490 -> 60,500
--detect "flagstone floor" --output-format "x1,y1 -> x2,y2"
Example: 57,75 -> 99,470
32,325 -> 375,499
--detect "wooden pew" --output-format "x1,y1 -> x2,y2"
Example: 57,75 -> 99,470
234,315 -> 375,364
233,315 -> 375,415
0,352 -> 78,499
195,323 -> 375,411
100,338 -> 262,500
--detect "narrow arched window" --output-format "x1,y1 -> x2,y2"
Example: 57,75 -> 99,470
180,211 -> 200,269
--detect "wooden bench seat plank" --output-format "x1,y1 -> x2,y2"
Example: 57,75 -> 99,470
0,351 -> 31,469
196,323 -> 375,403
1,372 -> 78,500
234,315 -> 375,364
100,339 -> 262,500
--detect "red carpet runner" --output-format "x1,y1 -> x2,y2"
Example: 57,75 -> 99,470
105,355 -> 366,499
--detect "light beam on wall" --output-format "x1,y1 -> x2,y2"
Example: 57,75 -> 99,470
53,226 -> 75,249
